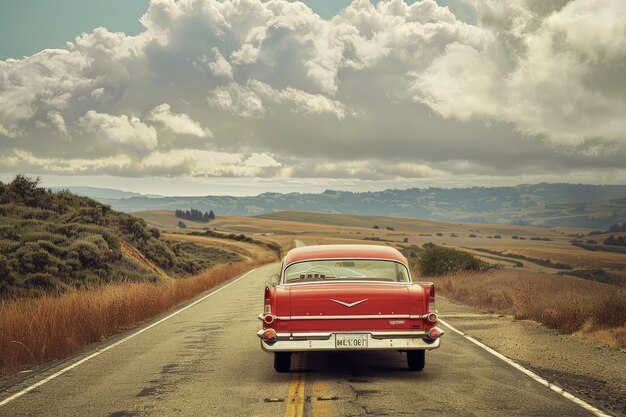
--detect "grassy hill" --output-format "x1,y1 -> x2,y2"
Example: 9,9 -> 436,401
0,176 -> 240,298
254,210 -> 583,235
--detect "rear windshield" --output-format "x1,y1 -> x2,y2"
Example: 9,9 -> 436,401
283,259 -> 410,283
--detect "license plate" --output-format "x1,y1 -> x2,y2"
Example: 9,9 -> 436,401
335,334 -> 368,349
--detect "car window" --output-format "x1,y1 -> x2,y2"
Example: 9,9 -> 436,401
284,259 -> 410,283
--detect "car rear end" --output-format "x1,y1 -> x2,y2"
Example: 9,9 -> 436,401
257,245 -> 443,372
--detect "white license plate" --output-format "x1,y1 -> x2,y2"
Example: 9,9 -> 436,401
335,334 -> 368,349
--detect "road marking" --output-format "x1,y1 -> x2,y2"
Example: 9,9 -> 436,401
0,268 -> 260,408
439,319 -> 612,417
312,382 -> 330,417
284,355 -> 306,417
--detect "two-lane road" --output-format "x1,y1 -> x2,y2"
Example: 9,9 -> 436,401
0,264 -> 606,416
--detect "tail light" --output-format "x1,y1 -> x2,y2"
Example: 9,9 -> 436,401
262,328 -> 277,341
427,312 -> 438,323
263,314 -> 275,325
427,328 -> 441,339
264,286 -> 271,315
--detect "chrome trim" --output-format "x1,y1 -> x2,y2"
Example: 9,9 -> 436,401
257,329 -> 444,340
288,332 -> 333,341
282,281 -> 411,287
370,330 -> 442,339
257,328 -> 444,352
269,314 -> 428,321
290,314 -> 409,320
331,298 -> 368,308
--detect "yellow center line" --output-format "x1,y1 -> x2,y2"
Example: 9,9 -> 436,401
311,382 -> 330,417
284,355 -> 306,417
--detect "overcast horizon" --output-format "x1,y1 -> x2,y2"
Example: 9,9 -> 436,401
1,0 -> 625,195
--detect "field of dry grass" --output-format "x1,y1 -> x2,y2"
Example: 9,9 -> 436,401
0,260 -> 269,376
164,232 -> 278,262
431,269 -> 626,349
132,210 -> 626,350
134,210 -> 626,281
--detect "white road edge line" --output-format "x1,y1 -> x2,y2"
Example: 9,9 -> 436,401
0,268 -> 259,408
438,319 -> 612,417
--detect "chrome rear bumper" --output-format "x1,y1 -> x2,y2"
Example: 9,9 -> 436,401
257,328 -> 443,352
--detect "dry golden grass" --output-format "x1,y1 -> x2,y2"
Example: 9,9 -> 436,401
164,232 -> 270,261
134,210 -> 626,274
431,270 -> 626,349
0,260 -> 269,376
578,324 -> 626,349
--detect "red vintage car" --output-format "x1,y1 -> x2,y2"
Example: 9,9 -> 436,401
257,244 -> 443,372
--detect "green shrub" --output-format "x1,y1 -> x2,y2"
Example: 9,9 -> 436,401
0,175 -> 243,298
143,239 -> 177,269
418,246 -> 488,276
22,273 -> 68,292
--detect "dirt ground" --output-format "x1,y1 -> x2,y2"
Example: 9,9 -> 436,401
163,232 -> 277,262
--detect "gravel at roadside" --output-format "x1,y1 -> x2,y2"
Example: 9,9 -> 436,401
438,297 -> 626,417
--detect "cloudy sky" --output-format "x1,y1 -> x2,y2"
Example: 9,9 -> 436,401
0,0 -> 625,195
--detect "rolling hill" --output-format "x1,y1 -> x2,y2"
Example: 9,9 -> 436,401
0,176 -> 240,298
71,183 -> 626,229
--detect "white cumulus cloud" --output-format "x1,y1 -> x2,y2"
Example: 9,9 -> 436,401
148,103 -> 213,138
78,111 -> 158,149
0,0 -> 624,181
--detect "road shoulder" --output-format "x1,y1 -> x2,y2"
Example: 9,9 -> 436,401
438,297 -> 626,417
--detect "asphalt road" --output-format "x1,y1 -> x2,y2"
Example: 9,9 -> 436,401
0,263 -> 603,417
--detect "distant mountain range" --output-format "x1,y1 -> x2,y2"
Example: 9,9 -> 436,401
48,186 -> 163,200
57,183 -> 626,229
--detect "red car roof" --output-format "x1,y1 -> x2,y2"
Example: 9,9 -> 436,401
283,244 -> 407,266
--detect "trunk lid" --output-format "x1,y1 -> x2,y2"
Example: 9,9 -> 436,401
288,282 -> 411,331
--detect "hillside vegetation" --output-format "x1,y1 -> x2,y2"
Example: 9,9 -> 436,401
401,244 -> 489,277
0,176 -> 240,298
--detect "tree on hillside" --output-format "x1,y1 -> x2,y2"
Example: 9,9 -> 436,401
608,223 -> 626,233
604,235 -> 626,247
209,210 -> 215,220
175,208 -> 213,222
177,220 -> 187,229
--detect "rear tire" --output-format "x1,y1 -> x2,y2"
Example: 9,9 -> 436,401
274,352 -> 291,372
407,350 -> 425,371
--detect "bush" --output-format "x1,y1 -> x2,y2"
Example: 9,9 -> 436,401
418,247 -> 488,276
22,273 -> 67,292
0,175 -> 243,299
